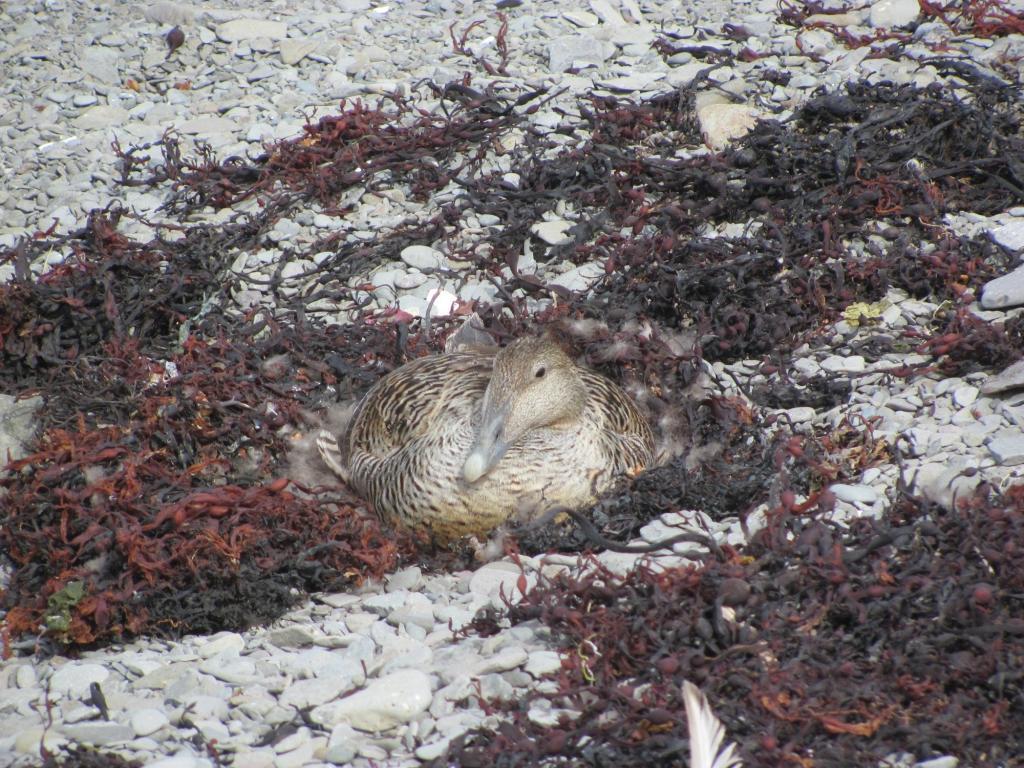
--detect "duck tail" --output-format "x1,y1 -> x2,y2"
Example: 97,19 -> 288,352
316,430 -> 350,483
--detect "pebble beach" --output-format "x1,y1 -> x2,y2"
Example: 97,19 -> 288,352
1,0 -> 1024,766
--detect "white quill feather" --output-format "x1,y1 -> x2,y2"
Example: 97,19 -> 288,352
683,680 -> 742,768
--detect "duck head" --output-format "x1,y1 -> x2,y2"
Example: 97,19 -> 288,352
462,336 -> 587,483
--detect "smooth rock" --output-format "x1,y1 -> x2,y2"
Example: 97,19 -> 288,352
400,245 -> 444,270
531,219 -> 574,245
197,631 -> 245,658
821,355 -> 866,373
980,264 -> 1024,309
177,116 -> 237,135
143,1 -> 195,25
989,219 -> 1024,251
549,261 -> 605,292
0,394 -> 43,466
280,39 -> 318,65
130,708 -> 169,737
988,434 -> 1024,465
385,566 -> 424,593
216,19 -> 288,43
49,663 -> 109,696
829,483 -> 879,505
547,35 -> 615,72
394,272 -> 427,289
267,626 -> 316,648
469,561 -> 529,601
980,359 -> 1024,394
280,676 -> 355,709
59,722 -> 133,745
310,669 -> 432,731
697,103 -> 760,151
198,655 -> 258,684
952,385 -> 979,408
869,0 -> 920,27
73,105 -> 129,130
525,651 -> 562,677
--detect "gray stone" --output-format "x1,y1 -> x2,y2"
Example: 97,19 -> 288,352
246,64 -> 277,82
400,245 -> 444,270
197,631 -> 244,658
981,359 -> 1024,395
266,626 -> 316,648
988,434 -> 1024,465
385,566 -> 424,593
281,39 -> 319,66
73,105 -> 129,130
549,261 -> 604,293
59,722 -> 133,745
143,2 -> 195,25
198,655 -> 258,684
0,394 -> 42,466
524,651 -> 562,677
821,355 -> 866,373
952,385 -> 979,408
279,675 -> 355,709
990,219 -> 1024,251
176,116 -> 237,135
80,46 -> 121,83
697,102 -> 761,150
869,0 -> 920,28
130,708 -> 169,737
394,272 -> 427,290
311,669 -> 432,731
49,663 -> 109,696
980,264 -> 1024,309
547,35 -> 615,72
216,19 -> 288,43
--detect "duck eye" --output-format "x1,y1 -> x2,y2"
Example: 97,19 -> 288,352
535,366 -> 546,379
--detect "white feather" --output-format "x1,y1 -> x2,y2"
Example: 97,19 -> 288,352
683,680 -> 742,768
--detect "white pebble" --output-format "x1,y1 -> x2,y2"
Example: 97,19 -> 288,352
130,708 -> 169,737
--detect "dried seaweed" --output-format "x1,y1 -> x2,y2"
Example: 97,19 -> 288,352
442,477 -> 1024,767
2,72 -> 1022,659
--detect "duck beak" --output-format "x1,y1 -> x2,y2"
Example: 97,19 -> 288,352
463,405 -> 510,483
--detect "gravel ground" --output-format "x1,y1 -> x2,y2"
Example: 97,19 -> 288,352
1,0 -> 1024,766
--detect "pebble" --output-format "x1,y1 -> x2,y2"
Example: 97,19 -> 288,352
49,663 -> 109,696
400,245 -> 445,271
549,261 -> 605,293
0,394 -> 43,465
987,434 -> 1024,466
952,385 -> 979,408
531,219 -> 574,245
869,0 -> 920,27
216,19 -> 289,43
197,631 -> 245,658
821,355 -> 867,374
310,669 -> 432,731
989,219 -> 1024,251
981,359 -> 1024,395
73,105 -> 129,130
980,265 -> 1024,309
830,483 -> 879,505
280,39 -> 319,66
130,708 -> 170,737
697,102 -> 761,150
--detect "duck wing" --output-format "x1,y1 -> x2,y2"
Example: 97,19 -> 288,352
346,350 -> 493,459
579,369 -> 655,473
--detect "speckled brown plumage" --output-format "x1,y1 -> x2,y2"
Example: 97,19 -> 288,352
318,336 -> 653,543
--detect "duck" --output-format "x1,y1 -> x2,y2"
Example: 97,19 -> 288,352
317,334 -> 654,543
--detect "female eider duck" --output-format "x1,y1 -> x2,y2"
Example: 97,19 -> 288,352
317,335 -> 654,543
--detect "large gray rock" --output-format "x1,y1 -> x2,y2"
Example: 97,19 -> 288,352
0,394 -> 42,468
